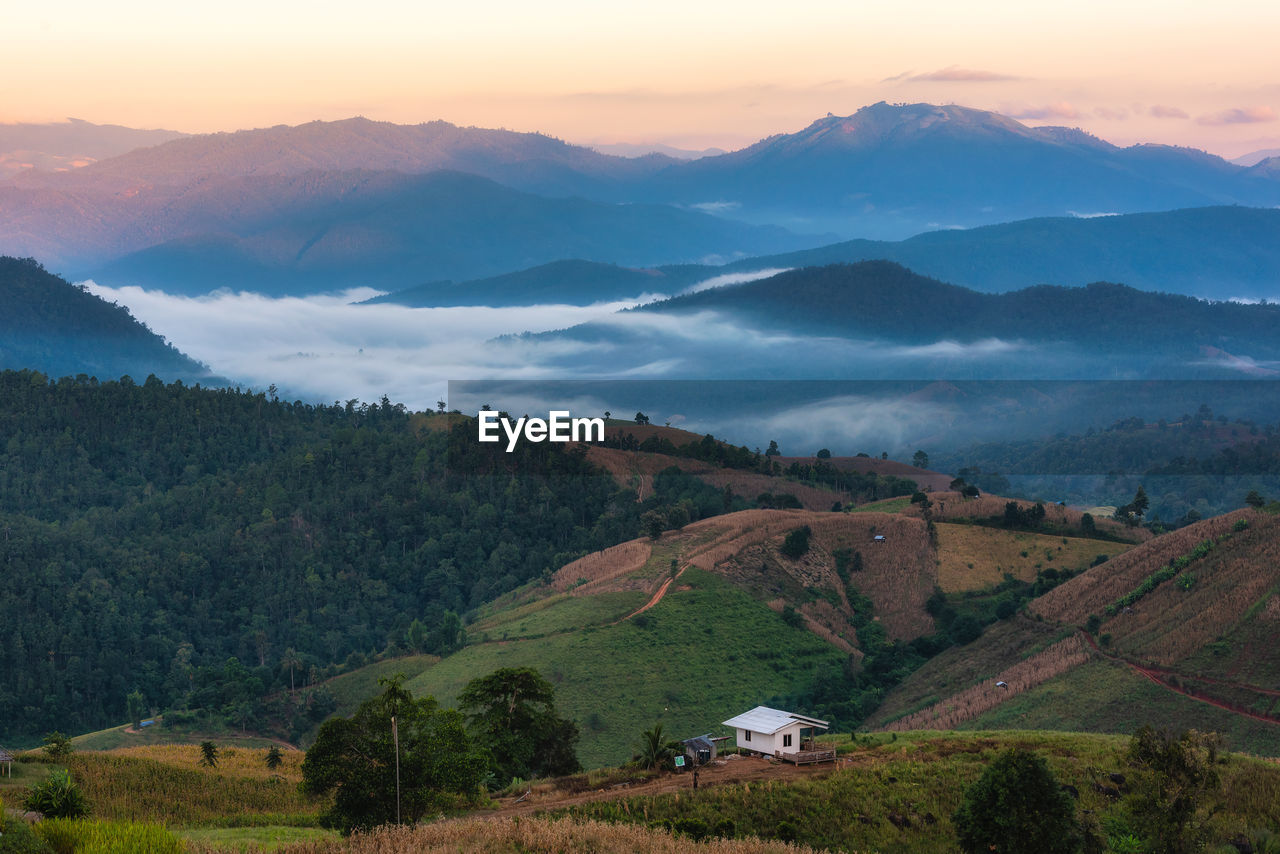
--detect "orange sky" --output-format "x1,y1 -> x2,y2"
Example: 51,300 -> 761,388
4,0 -> 1279,156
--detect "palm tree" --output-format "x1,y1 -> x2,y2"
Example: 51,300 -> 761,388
281,648 -> 302,693
637,724 -> 678,770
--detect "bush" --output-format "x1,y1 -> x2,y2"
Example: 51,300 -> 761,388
952,748 -> 1081,854
23,769 -> 88,819
780,525 -> 811,558
0,798 -> 52,854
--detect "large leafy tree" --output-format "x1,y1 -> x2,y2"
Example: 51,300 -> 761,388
458,667 -> 581,784
301,677 -> 487,833
952,747 -> 1081,854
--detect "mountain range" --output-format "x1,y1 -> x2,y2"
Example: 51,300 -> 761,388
521,261 -> 1280,383
4,103 -> 1280,296
370,206 -> 1280,306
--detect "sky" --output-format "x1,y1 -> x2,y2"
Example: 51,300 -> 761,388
4,0 -> 1279,156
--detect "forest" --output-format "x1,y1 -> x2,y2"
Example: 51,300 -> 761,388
0,371 -> 909,744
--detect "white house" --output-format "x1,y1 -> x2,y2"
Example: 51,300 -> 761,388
722,705 -> 829,758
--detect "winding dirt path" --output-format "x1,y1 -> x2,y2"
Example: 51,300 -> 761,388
614,564 -> 688,624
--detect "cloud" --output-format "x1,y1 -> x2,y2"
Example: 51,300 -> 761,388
907,67 -> 1019,82
1093,106 -> 1128,121
689,200 -> 741,214
881,71 -> 913,83
679,268 -> 790,295
1149,104 -> 1189,119
1197,106 -> 1277,126
1005,102 -> 1081,120
83,283 -> 649,410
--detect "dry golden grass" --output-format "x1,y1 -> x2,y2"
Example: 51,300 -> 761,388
910,492 -> 1147,542
934,523 -> 1130,592
695,510 -> 939,641
102,744 -> 303,781
1090,512 -> 1280,665
552,539 -> 652,593
1029,510 -> 1254,626
225,816 -> 828,853
886,635 -> 1092,731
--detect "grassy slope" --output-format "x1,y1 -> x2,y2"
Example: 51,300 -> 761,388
959,659 -> 1280,757
874,508 -> 1280,753
72,723 -> 289,752
935,523 -> 1128,592
560,730 -> 1280,854
404,568 -> 847,769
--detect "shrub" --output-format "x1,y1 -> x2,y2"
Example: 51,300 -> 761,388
23,769 -> 89,819
952,748 -> 1081,854
1124,726 -> 1222,854
779,525 -> 812,558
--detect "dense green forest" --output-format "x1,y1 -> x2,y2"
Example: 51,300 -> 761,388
0,257 -> 212,382
0,372 -> 646,743
643,261 -> 1280,358
0,371 -> 913,745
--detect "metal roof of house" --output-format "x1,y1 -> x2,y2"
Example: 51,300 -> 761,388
0,747 -> 13,761
721,706 -> 829,735
683,735 -> 716,753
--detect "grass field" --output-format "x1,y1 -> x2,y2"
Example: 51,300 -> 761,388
71,721 -> 290,752
934,524 -> 1129,592
472,591 -> 649,640
958,659 -> 1280,757
64,748 -> 322,825
181,825 -> 338,852
404,568 -> 848,769
560,730 -> 1280,854
847,496 -> 912,514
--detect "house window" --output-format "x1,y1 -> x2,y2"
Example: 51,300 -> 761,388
783,733 -> 793,748
744,730 -> 751,742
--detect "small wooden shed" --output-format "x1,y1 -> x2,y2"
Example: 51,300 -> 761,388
0,747 -> 13,777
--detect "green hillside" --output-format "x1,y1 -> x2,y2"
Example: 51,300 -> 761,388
0,256 -> 212,382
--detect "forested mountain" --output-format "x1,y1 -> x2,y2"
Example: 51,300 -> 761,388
934,410 -> 1280,524
71,172 -> 808,293
361,260 -> 712,307
720,206 -> 1280,301
0,375 -> 636,742
640,261 -> 1280,358
0,375 -> 914,745
0,256 -> 212,381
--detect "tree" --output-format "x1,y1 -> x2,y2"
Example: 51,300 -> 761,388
816,448 -> 831,459
281,648 -> 303,693
458,667 -> 580,785
780,525 -> 812,558
634,411 -> 649,425
1124,726 -> 1222,854
1246,489 -> 1266,508
765,440 -> 781,457
912,450 -> 929,469
952,748 -> 1081,854
636,723 -> 680,770
199,741 -> 219,768
126,689 -> 146,729
264,745 -> 283,771
41,731 -> 73,760
302,677 -> 487,833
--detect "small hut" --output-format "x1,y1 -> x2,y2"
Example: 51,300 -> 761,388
722,705 -> 835,764
0,747 -> 13,777
681,734 -> 730,766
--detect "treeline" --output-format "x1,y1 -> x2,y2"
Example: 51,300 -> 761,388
0,372 -> 719,743
936,408 -> 1280,526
